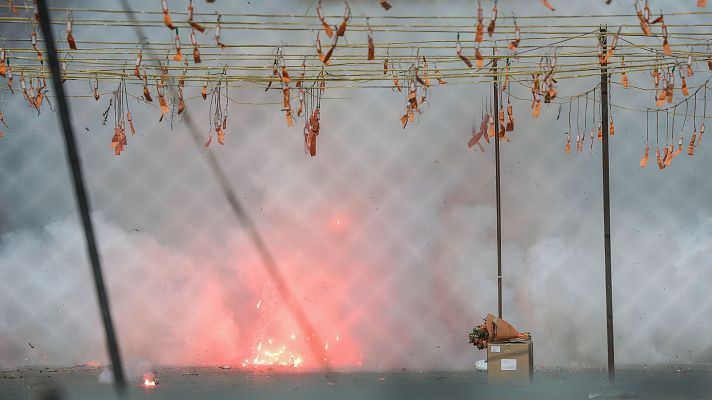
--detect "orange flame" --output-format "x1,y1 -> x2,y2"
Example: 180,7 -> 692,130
243,338 -> 304,368
142,373 -> 157,387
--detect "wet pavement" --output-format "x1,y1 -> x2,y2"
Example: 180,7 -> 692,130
1,365 -> 711,399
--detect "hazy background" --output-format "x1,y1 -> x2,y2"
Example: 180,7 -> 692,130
1,0 -> 711,376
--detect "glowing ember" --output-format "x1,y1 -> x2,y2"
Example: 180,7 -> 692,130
243,336 -> 304,368
240,331 -> 362,369
142,373 -> 157,387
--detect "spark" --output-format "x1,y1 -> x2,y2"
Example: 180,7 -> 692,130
256,300 -> 261,309
246,335 -> 304,368
143,373 -> 157,387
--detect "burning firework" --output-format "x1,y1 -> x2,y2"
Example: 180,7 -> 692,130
242,337 -> 304,368
239,331 -> 358,369
142,373 -> 158,387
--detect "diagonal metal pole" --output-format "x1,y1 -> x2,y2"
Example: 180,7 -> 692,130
116,0 -> 331,371
492,48 -> 502,319
599,26 -> 615,384
36,0 -> 126,393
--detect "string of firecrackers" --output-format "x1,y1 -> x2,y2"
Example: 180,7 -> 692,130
637,77 -> 709,171
2,7 -> 710,87
553,68 -> 710,169
4,3 -> 712,29
389,0 -> 709,134
4,4 -> 712,71
3,4 -> 709,85
619,3 -> 709,170
301,77 -> 324,157
8,52 -> 702,82
553,69 -> 707,169
463,0 -> 557,151
0,55 -> 704,100
0,0 -> 711,159
3,25 -> 712,79
466,0 -> 711,170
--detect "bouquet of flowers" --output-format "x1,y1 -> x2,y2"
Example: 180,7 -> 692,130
468,314 -> 531,350
468,323 -> 490,350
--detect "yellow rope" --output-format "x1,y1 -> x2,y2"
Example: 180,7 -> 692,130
0,3 -> 710,124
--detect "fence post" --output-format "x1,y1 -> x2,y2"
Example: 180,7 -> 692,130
600,25 -> 616,384
492,48 -> 503,320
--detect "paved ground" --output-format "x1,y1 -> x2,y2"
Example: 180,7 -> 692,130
1,365 -> 711,400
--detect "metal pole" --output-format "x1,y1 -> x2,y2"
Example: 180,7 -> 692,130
36,0 -> 127,393
599,26 -> 615,383
492,49 -> 502,320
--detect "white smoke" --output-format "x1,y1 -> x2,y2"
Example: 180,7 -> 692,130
1,0 -> 711,372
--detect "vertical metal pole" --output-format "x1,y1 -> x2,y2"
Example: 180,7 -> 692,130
599,26 -> 615,383
492,49 -> 502,320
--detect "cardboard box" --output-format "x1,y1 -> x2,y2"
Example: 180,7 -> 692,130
487,341 -> 533,385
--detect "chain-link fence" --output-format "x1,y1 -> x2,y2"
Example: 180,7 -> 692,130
1,0 -> 712,398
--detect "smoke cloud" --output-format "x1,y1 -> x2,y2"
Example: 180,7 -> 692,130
1,0 -> 711,374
